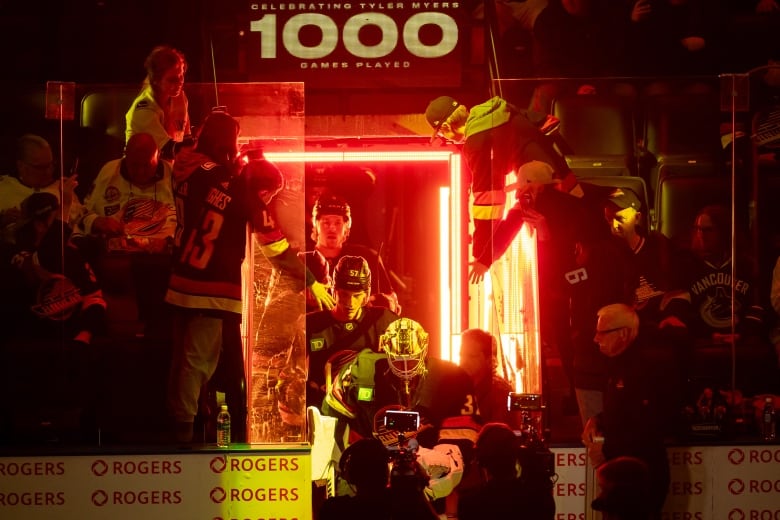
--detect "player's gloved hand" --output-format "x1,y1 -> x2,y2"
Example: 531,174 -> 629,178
308,280 -> 335,310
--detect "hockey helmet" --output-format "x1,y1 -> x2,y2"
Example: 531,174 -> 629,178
312,192 -> 351,228
380,318 -> 429,380
333,255 -> 371,297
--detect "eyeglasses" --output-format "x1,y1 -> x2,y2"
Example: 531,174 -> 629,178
595,326 -> 625,335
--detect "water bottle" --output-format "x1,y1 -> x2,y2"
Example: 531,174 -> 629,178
761,397 -> 776,443
216,404 -> 231,448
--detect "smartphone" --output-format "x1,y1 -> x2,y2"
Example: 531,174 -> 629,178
508,393 -> 543,412
384,410 -> 420,432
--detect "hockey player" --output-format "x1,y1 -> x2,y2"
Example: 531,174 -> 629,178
324,317 -> 476,507
324,317 -> 478,450
305,255 -> 400,410
165,111 -> 333,443
309,192 -> 400,312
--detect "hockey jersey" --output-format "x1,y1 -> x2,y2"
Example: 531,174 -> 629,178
306,305 -> 400,407
325,352 -> 477,449
75,157 -> 176,251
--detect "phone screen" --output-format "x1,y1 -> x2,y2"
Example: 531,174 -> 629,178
384,410 -> 420,432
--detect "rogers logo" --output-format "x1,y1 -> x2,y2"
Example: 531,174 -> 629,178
210,487 -> 227,504
728,449 -> 745,465
92,490 -> 109,507
210,456 -> 227,474
92,460 -> 109,476
728,509 -> 745,520
728,479 -> 745,495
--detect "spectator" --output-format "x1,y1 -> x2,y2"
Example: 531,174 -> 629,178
672,204 -> 765,344
0,134 -> 78,243
459,328 -> 513,424
458,422 -> 555,520
603,188 -> 687,330
592,455 -> 654,520
530,0 -> 620,112
0,192 -> 107,441
74,132 -> 176,339
305,255 -> 399,410
468,161 -> 635,427
309,192 -> 400,313
125,45 -> 192,161
76,132 -> 175,251
669,205 -> 778,397
165,112 -> 332,443
319,437 -> 439,520
614,0 -> 722,83
1,192 -> 106,346
581,303 -> 673,518
424,95 -> 567,266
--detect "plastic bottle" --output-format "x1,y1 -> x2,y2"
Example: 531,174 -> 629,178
216,404 -> 231,448
761,397 -> 776,443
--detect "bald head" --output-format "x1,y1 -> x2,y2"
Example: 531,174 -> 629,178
126,132 -> 158,157
598,303 -> 638,330
16,134 -> 54,188
124,133 -> 160,186
594,303 -> 639,357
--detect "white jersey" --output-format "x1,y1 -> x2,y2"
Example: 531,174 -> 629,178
75,158 -> 176,244
0,175 -> 80,241
0,174 -> 62,212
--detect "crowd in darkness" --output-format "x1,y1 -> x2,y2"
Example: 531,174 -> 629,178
487,0 -> 779,83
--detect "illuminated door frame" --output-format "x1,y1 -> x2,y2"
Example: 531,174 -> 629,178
263,149 -> 465,360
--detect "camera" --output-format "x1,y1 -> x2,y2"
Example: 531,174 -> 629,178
384,410 -> 420,433
387,436 -> 426,493
508,392 -> 543,412
508,393 -> 545,441
507,393 -> 556,484
382,411 -> 427,491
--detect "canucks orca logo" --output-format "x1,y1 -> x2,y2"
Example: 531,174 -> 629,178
31,274 -> 82,321
700,286 -> 739,329
122,198 -> 172,237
